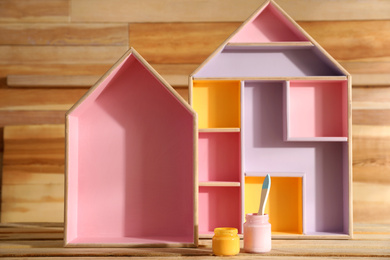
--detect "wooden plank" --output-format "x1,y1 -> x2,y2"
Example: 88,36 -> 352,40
353,110 -> 390,126
352,74 -> 390,86
0,64 -> 111,78
0,239 -> 389,257
7,74 -> 190,88
7,75 -> 101,87
1,125 -> 65,223
71,0 -> 260,23
352,125 -> 390,225
0,46 -> 128,65
353,125 -> 390,182
0,0 -> 69,23
353,86 -> 390,104
299,20 -> 390,62
354,182 -> 390,224
0,88 -> 87,111
0,23 -> 128,46
276,0 -> 390,21
0,111 -> 66,127
71,0 -> 390,23
129,22 -> 239,64
340,61 -> 390,75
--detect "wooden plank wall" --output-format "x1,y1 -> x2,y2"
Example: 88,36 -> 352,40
0,0 -> 389,223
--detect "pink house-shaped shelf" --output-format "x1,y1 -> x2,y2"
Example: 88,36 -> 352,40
190,0 -> 352,239
65,48 -> 197,247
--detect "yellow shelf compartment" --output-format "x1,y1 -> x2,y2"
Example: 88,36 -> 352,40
244,175 -> 303,235
192,80 -> 241,129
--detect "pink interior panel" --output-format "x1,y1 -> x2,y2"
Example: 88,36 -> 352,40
194,46 -> 345,78
66,54 -> 195,245
198,132 -> 240,182
198,187 -> 241,234
229,3 -> 308,43
243,81 -> 348,234
288,80 -> 348,139
66,116 -> 79,243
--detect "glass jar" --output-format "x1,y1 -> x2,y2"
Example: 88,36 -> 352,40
243,213 -> 271,253
212,227 -> 240,256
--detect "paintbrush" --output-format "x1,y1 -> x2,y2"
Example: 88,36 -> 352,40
258,174 -> 271,215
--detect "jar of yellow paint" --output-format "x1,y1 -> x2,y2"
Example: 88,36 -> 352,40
212,227 -> 240,256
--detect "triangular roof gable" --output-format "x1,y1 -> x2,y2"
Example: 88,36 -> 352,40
229,1 -> 308,43
191,0 -> 349,78
67,47 -> 194,118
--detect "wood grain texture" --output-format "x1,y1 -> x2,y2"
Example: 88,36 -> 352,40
0,111 -> 66,127
353,125 -> 390,224
276,0 -> 390,21
299,20 -> 390,62
0,23 -> 128,46
129,23 -> 239,64
70,0 -> 390,23
0,88 -> 88,111
0,0 -> 389,225
71,0 -> 260,23
0,223 -> 389,258
1,125 -> 65,223
0,0 -> 69,23
0,46 -> 128,64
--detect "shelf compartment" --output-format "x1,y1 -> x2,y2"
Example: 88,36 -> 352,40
229,2 -> 308,43
285,80 -> 348,141
198,132 -> 240,182
192,80 -> 241,128
245,176 -> 303,235
242,81 -> 350,237
65,49 -> 196,247
199,186 -> 241,235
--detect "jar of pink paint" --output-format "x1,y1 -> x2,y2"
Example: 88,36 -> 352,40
243,213 -> 271,253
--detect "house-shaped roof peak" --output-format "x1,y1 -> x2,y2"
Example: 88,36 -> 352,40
229,0 -> 308,43
191,0 -> 349,79
65,47 -> 197,247
191,1 -> 349,79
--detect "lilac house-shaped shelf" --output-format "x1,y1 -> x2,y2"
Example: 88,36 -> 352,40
65,48 -> 197,247
190,0 -> 352,239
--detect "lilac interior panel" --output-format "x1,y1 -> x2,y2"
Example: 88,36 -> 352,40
195,46 -> 344,78
243,81 -> 347,234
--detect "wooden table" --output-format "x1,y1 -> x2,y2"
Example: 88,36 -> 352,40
0,223 -> 389,259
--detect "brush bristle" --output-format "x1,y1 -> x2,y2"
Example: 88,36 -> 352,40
262,174 -> 270,189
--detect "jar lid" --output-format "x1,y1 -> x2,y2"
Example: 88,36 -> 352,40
214,227 -> 238,236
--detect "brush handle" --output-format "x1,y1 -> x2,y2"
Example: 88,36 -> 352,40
258,174 -> 271,215
258,188 -> 269,215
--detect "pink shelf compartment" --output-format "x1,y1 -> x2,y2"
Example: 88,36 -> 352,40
198,186 -> 241,236
285,80 -> 348,141
229,2 -> 309,43
198,132 -> 241,182
65,50 -> 196,247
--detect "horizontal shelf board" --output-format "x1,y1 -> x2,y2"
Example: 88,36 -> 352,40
198,128 -> 240,133
271,233 -> 350,240
199,181 -> 241,187
193,76 -> 348,81
226,42 -> 314,47
245,172 -> 305,177
286,137 -> 348,142
66,236 -> 194,246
